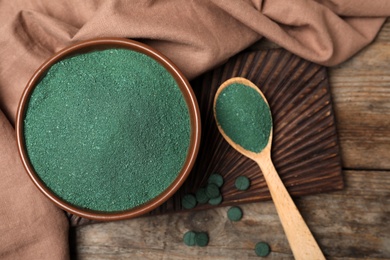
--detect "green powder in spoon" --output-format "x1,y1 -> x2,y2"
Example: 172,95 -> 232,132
215,83 -> 272,153
23,48 -> 191,212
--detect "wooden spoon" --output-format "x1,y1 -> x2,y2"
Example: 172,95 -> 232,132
213,77 -> 325,260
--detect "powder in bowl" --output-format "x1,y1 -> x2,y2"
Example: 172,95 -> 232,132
23,48 -> 191,212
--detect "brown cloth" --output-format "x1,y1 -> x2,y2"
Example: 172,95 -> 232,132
0,0 -> 388,259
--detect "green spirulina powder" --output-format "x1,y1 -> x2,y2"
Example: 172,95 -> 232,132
215,83 -> 272,153
23,48 -> 191,212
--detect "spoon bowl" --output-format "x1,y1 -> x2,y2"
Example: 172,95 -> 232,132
214,77 -> 325,260
214,77 -> 273,161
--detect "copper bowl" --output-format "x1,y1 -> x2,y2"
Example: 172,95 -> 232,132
15,38 -> 201,221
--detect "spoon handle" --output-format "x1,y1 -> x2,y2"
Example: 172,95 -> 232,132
255,154 -> 326,260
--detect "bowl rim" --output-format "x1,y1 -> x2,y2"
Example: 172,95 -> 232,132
15,37 -> 201,221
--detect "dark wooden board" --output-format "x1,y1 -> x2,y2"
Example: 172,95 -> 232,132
69,49 -> 344,226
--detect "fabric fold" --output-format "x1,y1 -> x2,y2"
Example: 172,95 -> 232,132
0,110 -> 69,260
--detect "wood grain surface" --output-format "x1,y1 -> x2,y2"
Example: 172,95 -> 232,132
69,19 -> 390,259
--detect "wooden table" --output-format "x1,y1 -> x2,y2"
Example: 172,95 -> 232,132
70,19 -> 390,259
